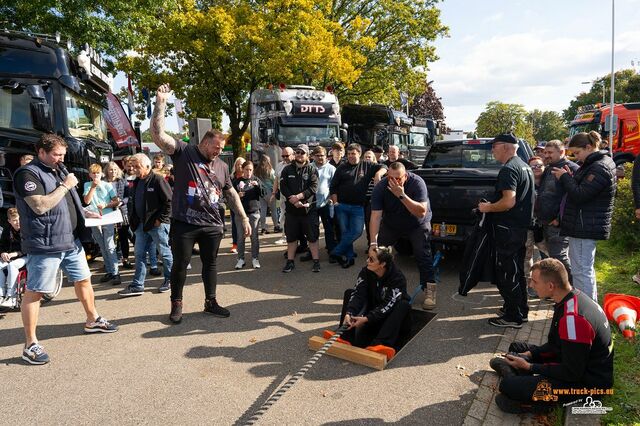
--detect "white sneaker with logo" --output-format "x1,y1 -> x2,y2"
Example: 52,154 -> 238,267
235,259 -> 245,270
252,259 -> 261,269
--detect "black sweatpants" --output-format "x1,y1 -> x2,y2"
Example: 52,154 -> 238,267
378,223 -> 436,285
339,289 -> 412,350
499,342 -> 602,406
170,219 -> 223,301
493,224 -> 529,322
118,224 -> 131,260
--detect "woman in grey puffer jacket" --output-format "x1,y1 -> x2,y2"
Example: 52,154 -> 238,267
551,131 -> 616,302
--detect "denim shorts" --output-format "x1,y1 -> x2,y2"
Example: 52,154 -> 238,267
26,239 -> 91,293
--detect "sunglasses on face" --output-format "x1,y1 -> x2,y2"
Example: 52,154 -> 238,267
282,154 -> 292,158
530,164 -> 543,170
295,150 -> 306,155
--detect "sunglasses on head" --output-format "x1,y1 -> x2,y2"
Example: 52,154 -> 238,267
295,150 -> 306,155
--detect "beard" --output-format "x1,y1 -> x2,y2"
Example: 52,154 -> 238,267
295,158 -> 306,166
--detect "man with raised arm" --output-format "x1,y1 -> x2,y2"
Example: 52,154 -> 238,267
150,84 -> 250,324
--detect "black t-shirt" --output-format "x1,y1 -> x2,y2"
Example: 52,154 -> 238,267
14,169 -> 78,234
371,172 -> 432,232
232,176 -> 262,214
330,160 -> 385,205
170,141 -> 232,227
492,156 -> 534,228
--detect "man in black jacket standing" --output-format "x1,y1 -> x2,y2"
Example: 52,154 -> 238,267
118,153 -> 173,297
490,259 -> 613,414
479,134 -> 534,328
536,140 -> 578,278
280,144 -> 320,273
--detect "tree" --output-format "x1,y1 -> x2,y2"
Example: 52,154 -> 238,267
475,101 -> 535,143
563,69 -> 640,123
526,109 -> 568,142
0,1 -> 168,65
409,82 -> 445,121
330,0 -> 448,107
120,0 -> 368,158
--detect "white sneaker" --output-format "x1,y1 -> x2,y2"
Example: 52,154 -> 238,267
275,238 -> 287,245
187,263 -> 192,270
0,296 -> 16,309
252,259 -> 261,269
235,259 -> 245,270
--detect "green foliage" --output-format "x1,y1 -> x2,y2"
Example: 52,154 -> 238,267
0,1 -> 171,66
563,69 -> 640,124
526,109 -> 568,142
609,163 -> 640,250
474,101 -> 535,143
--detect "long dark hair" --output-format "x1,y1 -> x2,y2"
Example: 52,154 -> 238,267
255,155 -> 273,180
568,131 -> 601,149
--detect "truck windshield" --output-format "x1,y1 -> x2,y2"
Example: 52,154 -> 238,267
65,91 -> 106,140
569,123 -> 600,137
0,86 -> 51,131
410,133 -> 427,147
423,143 -> 502,168
278,125 -> 338,145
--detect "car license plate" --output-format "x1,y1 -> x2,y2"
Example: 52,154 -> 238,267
433,223 -> 457,235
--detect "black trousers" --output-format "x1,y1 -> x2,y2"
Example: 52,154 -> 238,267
378,223 -> 436,284
170,219 -> 223,301
493,225 -> 529,322
339,289 -> 412,350
500,342 -> 606,406
117,224 -> 131,260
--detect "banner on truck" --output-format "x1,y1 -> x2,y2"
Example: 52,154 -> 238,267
104,92 -> 139,148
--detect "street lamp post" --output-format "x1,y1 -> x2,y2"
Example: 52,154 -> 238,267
608,0 -> 615,155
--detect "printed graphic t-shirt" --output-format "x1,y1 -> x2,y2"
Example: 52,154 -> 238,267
170,141 -> 232,227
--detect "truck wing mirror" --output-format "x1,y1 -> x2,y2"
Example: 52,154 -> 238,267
340,128 -> 348,141
30,101 -> 53,133
27,84 -> 46,99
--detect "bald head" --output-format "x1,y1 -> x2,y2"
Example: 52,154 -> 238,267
388,145 -> 400,161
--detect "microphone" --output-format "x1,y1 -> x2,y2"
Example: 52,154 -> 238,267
57,162 -> 69,177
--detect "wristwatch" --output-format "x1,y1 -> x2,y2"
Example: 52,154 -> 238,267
398,194 -> 405,200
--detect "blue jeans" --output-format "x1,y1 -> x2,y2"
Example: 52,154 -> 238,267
331,203 -> 364,261
92,225 -> 119,275
568,237 -> 597,302
132,223 -> 173,290
144,233 -> 158,268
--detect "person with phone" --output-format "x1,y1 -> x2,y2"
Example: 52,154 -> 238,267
14,133 -> 118,365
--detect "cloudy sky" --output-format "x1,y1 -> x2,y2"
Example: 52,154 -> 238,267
429,0 -> 640,132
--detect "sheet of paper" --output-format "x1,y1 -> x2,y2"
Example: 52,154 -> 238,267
84,209 -> 124,227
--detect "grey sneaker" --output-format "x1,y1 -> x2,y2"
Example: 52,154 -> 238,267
84,316 -> 118,333
118,286 -> 144,298
22,342 -> 50,365
158,279 -> 171,293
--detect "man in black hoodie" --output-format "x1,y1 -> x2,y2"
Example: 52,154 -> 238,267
490,259 -> 613,414
118,153 -> 173,297
280,144 -> 320,273
536,140 -> 578,278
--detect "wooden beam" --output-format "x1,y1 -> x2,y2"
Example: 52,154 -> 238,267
308,336 -> 387,370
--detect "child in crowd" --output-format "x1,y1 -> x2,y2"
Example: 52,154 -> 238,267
83,163 -> 121,284
232,161 -> 262,269
0,208 -> 26,309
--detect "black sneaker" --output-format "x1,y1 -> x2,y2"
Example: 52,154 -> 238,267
84,316 -> 118,333
22,342 -> 50,365
312,260 -> 320,273
158,279 -> 171,293
170,300 -> 183,324
328,255 -> 339,264
112,274 -> 121,285
282,260 -> 295,273
204,299 -> 230,317
273,226 -> 282,233
300,251 -> 313,262
496,308 -> 528,323
118,286 -> 144,298
488,316 -> 523,329
99,273 -> 114,283
122,260 -> 133,269
489,357 -> 519,378
341,258 -> 355,269
149,268 -> 162,276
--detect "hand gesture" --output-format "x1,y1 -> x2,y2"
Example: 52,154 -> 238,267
551,166 -> 567,180
0,252 -> 11,262
156,83 -> 171,105
64,173 -> 78,188
387,177 -> 405,198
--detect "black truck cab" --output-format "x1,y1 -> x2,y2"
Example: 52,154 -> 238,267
0,31 -> 113,209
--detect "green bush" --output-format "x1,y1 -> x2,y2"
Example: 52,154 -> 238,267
609,163 -> 640,250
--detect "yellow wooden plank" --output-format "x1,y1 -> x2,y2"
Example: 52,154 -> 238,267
308,336 -> 387,370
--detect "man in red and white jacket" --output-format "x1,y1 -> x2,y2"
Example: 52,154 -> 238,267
489,258 -> 614,413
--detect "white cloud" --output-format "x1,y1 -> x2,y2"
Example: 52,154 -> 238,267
430,28 -> 640,131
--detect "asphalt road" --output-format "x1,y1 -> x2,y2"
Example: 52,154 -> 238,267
0,234 -> 506,425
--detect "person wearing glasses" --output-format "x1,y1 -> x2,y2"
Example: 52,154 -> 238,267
280,144 -> 320,273
535,140 -> 578,281
339,246 -> 411,353
524,156 -> 547,297
478,134 -> 534,329
312,146 -> 337,254
368,162 -> 436,309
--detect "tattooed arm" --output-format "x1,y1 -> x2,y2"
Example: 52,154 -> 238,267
224,186 -> 251,237
150,84 -> 177,155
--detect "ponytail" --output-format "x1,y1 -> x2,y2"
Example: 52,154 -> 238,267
568,131 -> 601,149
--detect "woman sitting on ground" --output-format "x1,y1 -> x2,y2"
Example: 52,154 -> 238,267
339,246 -> 412,353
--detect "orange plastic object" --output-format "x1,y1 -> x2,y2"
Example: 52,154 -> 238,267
603,293 -> 640,339
365,345 -> 396,361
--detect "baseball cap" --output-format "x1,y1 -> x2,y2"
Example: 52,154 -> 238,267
491,133 -> 518,145
295,144 -> 309,154
535,141 -> 547,150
